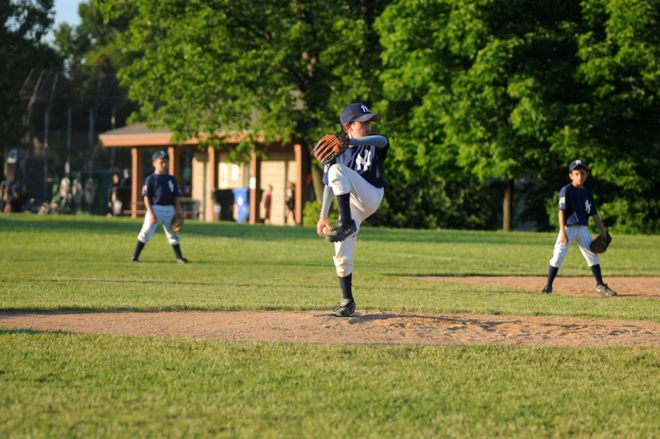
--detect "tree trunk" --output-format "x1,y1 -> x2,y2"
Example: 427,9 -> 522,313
502,179 -> 513,232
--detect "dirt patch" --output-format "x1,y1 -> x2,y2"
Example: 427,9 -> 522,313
417,276 -> 660,298
1,310 -> 658,347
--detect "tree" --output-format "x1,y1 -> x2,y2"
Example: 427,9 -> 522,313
103,0 -> 388,200
554,0 -> 660,233
0,0 -> 60,151
377,0 -> 586,230
51,0 -> 135,173
376,0 -> 659,232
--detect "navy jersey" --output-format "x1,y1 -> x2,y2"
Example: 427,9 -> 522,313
322,142 -> 389,188
558,184 -> 597,226
142,173 -> 180,206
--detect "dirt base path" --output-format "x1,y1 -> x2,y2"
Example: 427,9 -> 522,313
1,311 -> 658,347
417,276 -> 660,298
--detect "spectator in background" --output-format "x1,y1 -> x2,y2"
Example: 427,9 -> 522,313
121,168 -> 131,187
284,181 -> 295,225
108,173 -> 122,216
263,184 -> 273,224
0,179 -> 9,212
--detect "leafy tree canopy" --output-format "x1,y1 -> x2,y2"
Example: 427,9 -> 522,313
102,0 -> 388,163
0,0 -> 60,145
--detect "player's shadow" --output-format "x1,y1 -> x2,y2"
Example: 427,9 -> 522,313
344,312 -> 514,331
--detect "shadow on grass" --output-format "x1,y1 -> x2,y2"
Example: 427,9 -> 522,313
0,327 -> 71,336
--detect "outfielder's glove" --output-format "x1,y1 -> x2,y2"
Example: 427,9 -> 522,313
171,212 -> 184,233
313,134 -> 349,165
590,233 -> 612,253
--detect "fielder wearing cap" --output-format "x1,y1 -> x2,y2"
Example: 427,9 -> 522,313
130,150 -> 189,263
541,159 -> 617,297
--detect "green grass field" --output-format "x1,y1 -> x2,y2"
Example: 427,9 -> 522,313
1,214 -> 659,437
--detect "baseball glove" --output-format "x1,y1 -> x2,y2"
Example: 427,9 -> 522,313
171,212 -> 184,233
590,233 -> 612,253
313,134 -> 349,165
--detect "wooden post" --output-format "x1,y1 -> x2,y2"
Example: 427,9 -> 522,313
130,147 -> 143,218
205,147 -> 219,222
502,179 -> 513,232
293,143 -> 308,225
249,152 -> 261,224
167,146 -> 181,182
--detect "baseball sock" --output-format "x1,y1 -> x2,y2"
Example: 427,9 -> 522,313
132,241 -> 145,260
591,264 -> 604,285
339,274 -> 353,301
546,265 -> 559,288
336,193 -> 353,224
172,244 -> 184,260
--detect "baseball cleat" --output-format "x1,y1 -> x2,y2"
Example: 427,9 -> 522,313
176,257 -> 189,264
131,257 -> 139,263
334,299 -> 356,317
541,286 -> 552,294
596,283 -> 617,297
326,220 -> 357,243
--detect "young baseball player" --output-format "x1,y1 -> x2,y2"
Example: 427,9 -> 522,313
317,103 -> 389,316
541,159 -> 616,296
131,150 -> 188,263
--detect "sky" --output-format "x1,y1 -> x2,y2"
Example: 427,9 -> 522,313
46,0 -> 83,42
53,0 -> 82,27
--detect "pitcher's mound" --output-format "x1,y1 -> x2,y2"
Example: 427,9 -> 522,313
417,276 -> 660,298
1,310 -> 658,347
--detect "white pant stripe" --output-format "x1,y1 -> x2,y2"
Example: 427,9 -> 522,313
328,164 -> 384,277
137,204 -> 180,245
549,225 -> 600,268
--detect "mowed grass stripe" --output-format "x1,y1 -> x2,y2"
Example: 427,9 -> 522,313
1,215 -> 658,321
0,331 -> 658,438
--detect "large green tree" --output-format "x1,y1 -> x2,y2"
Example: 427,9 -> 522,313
376,0 -> 584,230
0,0 -> 60,152
556,0 -> 660,232
376,0 -> 659,232
103,0 -> 388,199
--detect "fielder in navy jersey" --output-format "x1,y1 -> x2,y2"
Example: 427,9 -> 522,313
131,150 -> 188,263
542,159 -> 616,296
317,103 -> 389,317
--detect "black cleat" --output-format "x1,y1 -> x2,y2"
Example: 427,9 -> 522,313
596,283 -> 617,297
334,299 -> 356,317
176,257 -> 189,264
131,257 -> 140,263
541,286 -> 552,294
326,220 -> 357,243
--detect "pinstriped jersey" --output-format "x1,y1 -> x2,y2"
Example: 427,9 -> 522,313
559,184 -> 597,226
322,142 -> 389,189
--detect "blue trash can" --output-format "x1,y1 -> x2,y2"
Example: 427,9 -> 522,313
233,188 -> 249,223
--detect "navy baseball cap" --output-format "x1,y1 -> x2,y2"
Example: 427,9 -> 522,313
340,103 -> 382,126
568,159 -> 588,171
152,150 -> 168,161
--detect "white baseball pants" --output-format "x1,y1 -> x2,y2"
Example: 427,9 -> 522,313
328,164 -> 384,277
549,225 -> 600,268
137,204 -> 180,245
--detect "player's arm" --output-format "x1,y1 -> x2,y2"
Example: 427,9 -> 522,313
144,195 -> 156,224
592,214 -> 607,237
558,210 -> 567,244
316,185 -> 334,237
349,135 -> 388,149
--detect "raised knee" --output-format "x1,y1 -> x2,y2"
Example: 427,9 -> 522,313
333,255 -> 353,277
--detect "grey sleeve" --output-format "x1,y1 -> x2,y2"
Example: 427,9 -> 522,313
349,135 -> 388,148
319,185 -> 333,219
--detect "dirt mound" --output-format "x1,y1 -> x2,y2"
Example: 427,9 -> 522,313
1,310 -> 658,347
417,276 -> 660,298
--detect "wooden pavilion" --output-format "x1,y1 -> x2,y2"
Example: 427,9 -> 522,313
99,123 -> 310,225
